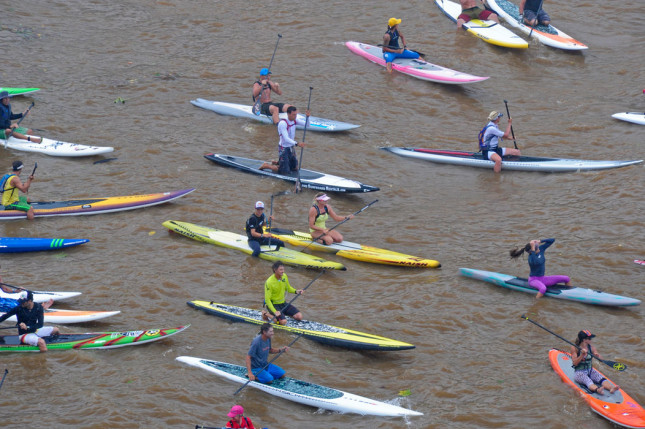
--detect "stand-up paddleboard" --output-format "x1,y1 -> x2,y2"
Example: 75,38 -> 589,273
0,88 -> 40,96
177,356 -> 423,417
0,325 -> 188,352
0,289 -> 81,304
381,147 -> 643,173
486,0 -> 587,50
1,308 -> 120,324
549,349 -> 645,428
459,268 -> 641,306
635,260 -> 645,266
188,301 -> 415,351
345,41 -> 488,84
204,153 -> 379,194
190,99 -> 360,132
3,135 -> 114,157
267,226 -> 440,268
163,220 -> 346,271
612,112 -> 645,126
435,0 -> 528,49
0,237 -> 89,253
0,189 -> 195,220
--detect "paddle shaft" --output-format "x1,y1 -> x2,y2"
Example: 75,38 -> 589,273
503,100 -> 518,149
195,426 -> 228,429
301,199 -> 378,251
233,333 -> 303,396
0,282 -> 31,293
252,34 -> 282,114
6,102 -> 34,140
267,270 -> 325,323
526,0 -> 545,38
0,326 -> 18,330
377,44 -> 426,58
295,87 -> 313,193
31,162 -> 37,177
520,315 -> 627,371
0,369 -> 7,392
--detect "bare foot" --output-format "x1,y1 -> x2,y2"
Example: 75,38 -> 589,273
609,385 -> 620,394
595,387 -> 605,395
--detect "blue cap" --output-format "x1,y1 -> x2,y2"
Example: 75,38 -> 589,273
260,68 -> 271,76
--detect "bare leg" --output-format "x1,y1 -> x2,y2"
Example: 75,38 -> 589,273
490,152 -> 503,173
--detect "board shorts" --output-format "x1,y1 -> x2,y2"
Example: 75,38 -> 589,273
574,368 -> 606,390
1,127 -> 28,139
267,302 -> 300,322
252,363 -> 285,384
523,8 -> 550,24
4,196 -> 31,212
483,147 -> 505,160
20,326 -> 56,346
278,146 -> 298,175
458,6 -> 493,22
261,102 -> 285,116
383,49 -> 420,64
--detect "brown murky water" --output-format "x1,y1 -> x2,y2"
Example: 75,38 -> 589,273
0,0 -> 643,428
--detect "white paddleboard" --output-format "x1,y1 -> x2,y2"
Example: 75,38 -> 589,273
612,112 -> 645,125
3,135 -> 114,157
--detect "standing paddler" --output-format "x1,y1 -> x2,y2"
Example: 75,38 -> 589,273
259,105 -> 309,175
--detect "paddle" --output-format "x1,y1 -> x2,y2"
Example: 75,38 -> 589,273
30,162 -> 37,178
4,102 -> 34,142
295,86 -> 313,194
195,426 -> 229,429
233,333 -> 303,396
0,369 -> 7,393
520,315 -> 627,371
252,34 -> 282,116
0,282 -> 31,294
524,0 -> 545,38
503,100 -> 518,149
266,270 -> 325,324
301,199 -> 378,252
0,326 -> 19,330
377,44 -> 426,58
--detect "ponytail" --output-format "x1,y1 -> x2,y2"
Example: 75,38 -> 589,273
509,243 -> 531,259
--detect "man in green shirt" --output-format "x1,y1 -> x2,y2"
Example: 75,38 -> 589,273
263,261 -> 304,325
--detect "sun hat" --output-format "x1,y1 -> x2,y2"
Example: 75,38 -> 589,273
488,111 -> 503,121
388,17 -> 402,27
578,330 -> 596,341
227,405 -> 244,417
315,194 -> 330,202
260,68 -> 272,76
255,201 -> 265,209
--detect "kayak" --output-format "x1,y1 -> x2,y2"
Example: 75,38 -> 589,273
188,300 -> 415,351
381,147 -> 643,173
3,135 -> 114,157
0,289 -> 81,304
612,112 -> 645,126
1,308 -> 120,324
0,237 -> 89,253
204,153 -> 379,193
0,188 -> 195,220
486,0 -> 587,50
0,88 -> 40,96
267,226 -> 440,268
190,99 -> 360,132
345,41 -> 488,84
176,356 -> 423,417
435,0 -> 528,49
163,220 -> 346,271
459,268 -> 641,307
549,349 -> 645,428
0,325 -> 188,352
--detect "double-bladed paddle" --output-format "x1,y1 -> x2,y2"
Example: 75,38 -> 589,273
295,86 -> 313,193
252,34 -> 282,116
520,315 -> 627,371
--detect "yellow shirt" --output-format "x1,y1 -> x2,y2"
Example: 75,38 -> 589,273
264,273 -> 296,313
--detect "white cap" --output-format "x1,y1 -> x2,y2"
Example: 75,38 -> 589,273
255,201 -> 265,209
316,194 -> 330,202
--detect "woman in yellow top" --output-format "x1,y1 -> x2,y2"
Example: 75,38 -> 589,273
308,193 -> 354,245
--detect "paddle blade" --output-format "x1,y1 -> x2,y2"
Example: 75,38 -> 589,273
604,360 -> 627,372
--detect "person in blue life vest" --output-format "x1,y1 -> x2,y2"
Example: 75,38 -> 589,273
245,201 -> 284,257
0,291 -> 60,352
1,160 -> 35,220
252,68 -> 293,125
245,323 -> 290,384
0,91 -> 41,143
519,0 -> 550,27
382,17 -> 423,73
259,106 -> 309,175
479,111 -> 521,173
571,330 -> 619,395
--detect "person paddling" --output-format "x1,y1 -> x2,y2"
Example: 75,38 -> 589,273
519,0 -> 550,27
262,261 -> 304,326
1,160 -> 35,220
509,238 -> 571,299
0,291 -> 59,352
252,68 -> 293,125
308,193 -> 354,245
259,106 -> 309,175
479,111 -> 521,173
245,201 -> 284,257
382,17 -> 421,73
245,323 -> 290,384
571,330 -> 619,395
225,405 -> 256,429
0,91 -> 41,143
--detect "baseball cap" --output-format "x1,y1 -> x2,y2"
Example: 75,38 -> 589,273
255,201 -> 265,209
0,91 -> 9,99
488,111 -> 503,121
18,291 -> 33,304
227,405 -> 244,417
12,161 -> 24,171
260,68 -> 272,76
388,17 -> 402,27
578,330 -> 596,341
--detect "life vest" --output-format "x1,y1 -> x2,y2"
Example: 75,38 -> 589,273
309,204 -> 329,233
0,173 -> 18,206
478,124 -> 495,151
385,28 -> 400,49
573,345 -> 593,372
227,416 -> 252,428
